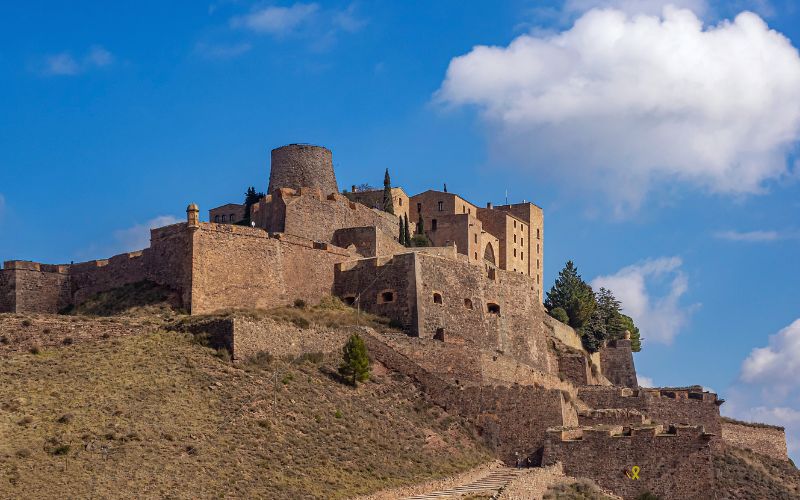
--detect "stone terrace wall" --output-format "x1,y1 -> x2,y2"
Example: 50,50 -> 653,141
543,425 -> 715,500
415,253 -> 556,375
172,315 -> 352,361
0,314 -> 151,353
361,328 -> 571,464
577,386 -> 722,434
332,226 -> 405,258
190,223 -> 350,314
721,418 -> 789,461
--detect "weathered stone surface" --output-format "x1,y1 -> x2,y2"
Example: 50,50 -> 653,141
721,417 -> 789,461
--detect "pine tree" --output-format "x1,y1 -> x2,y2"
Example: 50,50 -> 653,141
399,217 -> 406,245
579,308 -> 606,353
383,169 -> 395,215
544,261 -> 596,329
417,216 -> 424,235
620,314 -> 642,352
595,287 -> 627,341
338,333 -> 371,386
403,214 -> 412,247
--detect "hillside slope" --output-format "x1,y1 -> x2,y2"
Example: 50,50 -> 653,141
0,327 -> 490,499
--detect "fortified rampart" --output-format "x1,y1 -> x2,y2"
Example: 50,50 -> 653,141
334,251 -> 555,374
543,424 -> 715,500
577,386 -> 722,435
720,417 -> 789,461
599,338 -> 638,388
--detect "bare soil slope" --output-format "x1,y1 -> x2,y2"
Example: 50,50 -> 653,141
0,326 -> 490,499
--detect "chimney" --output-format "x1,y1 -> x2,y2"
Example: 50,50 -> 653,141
487,202 -> 493,209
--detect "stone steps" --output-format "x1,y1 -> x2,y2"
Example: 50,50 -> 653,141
403,468 -> 527,499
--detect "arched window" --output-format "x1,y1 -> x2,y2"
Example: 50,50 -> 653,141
221,215 -> 227,222
343,296 -> 356,306
464,298 -> 473,309
487,303 -> 500,315
483,243 -> 496,266
433,293 -> 443,304
230,214 -> 235,222
398,198 -> 403,206
214,215 -> 220,222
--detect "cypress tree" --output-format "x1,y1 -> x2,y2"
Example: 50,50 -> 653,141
403,214 -> 412,247
399,217 -> 406,245
338,333 -> 371,386
383,168 -> 395,215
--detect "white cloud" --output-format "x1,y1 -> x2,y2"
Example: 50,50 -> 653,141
437,7 -> 800,212
726,319 -> 800,460
591,257 -> 697,344
112,215 -> 181,254
741,319 -> 800,386
42,45 -> 114,76
565,0 -> 709,16
231,3 -> 319,36
638,375 -> 655,387
195,42 -> 253,59
714,230 -> 781,242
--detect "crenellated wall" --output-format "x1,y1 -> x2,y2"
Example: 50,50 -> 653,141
543,424 -> 716,500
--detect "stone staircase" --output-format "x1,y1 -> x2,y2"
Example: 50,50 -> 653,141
403,467 -> 527,499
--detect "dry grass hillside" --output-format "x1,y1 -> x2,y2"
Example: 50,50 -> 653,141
713,446 -> 800,499
0,324 -> 491,499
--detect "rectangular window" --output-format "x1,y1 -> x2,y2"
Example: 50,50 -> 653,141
537,228 -> 541,239
474,234 -> 478,244
438,201 -> 443,211
431,219 -> 438,230
537,259 -> 540,269
417,202 -> 422,213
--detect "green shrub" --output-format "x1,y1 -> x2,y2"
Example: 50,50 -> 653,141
293,298 -> 307,309
549,307 -> 569,324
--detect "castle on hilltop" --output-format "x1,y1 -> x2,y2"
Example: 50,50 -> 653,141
0,144 -> 790,499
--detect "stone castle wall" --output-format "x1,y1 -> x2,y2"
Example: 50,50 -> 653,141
720,417 -> 789,461
543,425 -> 715,500
414,253 -> 554,375
190,223 -> 351,315
0,262 -> 71,314
268,144 -> 338,195
577,386 -> 722,434
361,328 -> 571,464
599,339 -> 638,388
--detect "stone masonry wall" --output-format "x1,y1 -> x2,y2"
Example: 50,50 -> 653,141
720,418 -> 789,461
0,262 -> 71,314
599,339 -> 638,388
0,269 -> 12,312
268,144 -> 338,195
190,223 -> 350,315
333,253 -> 418,332
415,253 -> 555,375
577,386 -> 722,434
543,425 -> 716,500
361,328 -> 570,464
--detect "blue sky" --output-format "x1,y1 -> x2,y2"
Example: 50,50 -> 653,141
1,0 -> 799,457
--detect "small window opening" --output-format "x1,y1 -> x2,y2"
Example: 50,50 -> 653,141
434,328 -> 445,341
214,215 -> 220,223
521,253 -> 524,261
487,303 -> 500,315
343,296 -> 356,305
433,293 -> 443,304
230,214 -> 235,222
417,202 -> 422,212
514,234 -> 517,243
380,291 -> 395,303
537,228 -> 541,239
438,201 -> 443,211
514,220 -> 517,228
399,198 -> 403,206
221,215 -> 227,222
474,234 -> 478,244
514,248 -> 517,257
474,252 -> 478,260
464,298 -> 473,309
431,219 -> 438,230
537,259 -> 540,269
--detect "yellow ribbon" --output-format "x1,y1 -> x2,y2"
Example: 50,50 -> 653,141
626,466 -> 641,480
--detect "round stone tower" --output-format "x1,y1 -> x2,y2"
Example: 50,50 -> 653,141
268,144 -> 338,195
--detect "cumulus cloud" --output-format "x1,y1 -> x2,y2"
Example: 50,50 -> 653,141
726,318 -> 800,458
638,375 -> 655,387
741,319 -> 800,387
437,7 -> 800,212
42,46 -> 114,76
112,215 -> 181,254
591,257 -> 697,344
565,0 -> 709,16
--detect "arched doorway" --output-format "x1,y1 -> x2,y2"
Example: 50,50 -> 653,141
483,242 -> 496,266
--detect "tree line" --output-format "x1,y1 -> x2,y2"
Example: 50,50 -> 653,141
545,261 -> 642,353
